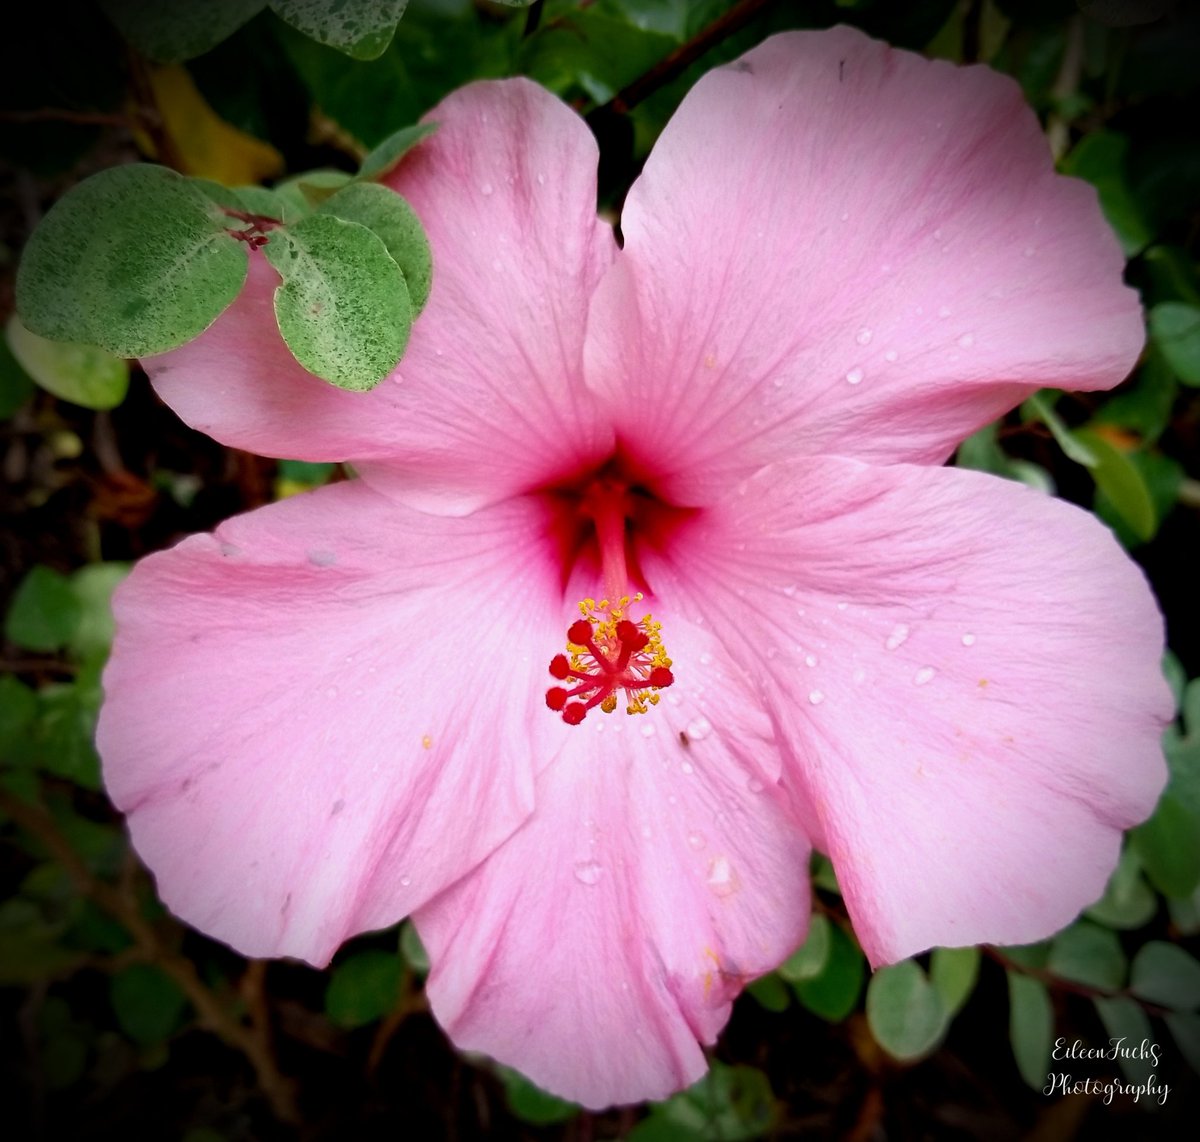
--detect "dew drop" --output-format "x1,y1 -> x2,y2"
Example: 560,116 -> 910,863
1023,245 -> 1036,257
536,172 -> 546,185
699,652 -> 714,666
574,860 -> 602,886
681,760 -> 695,775
707,855 -> 737,897
914,666 -> 936,685
308,549 -> 337,567
747,776 -> 764,794
957,332 -> 975,348
641,824 -> 653,838
687,831 -> 706,851
961,633 -> 976,647
640,723 -> 657,739
836,601 -> 849,611
884,348 -> 898,363
400,875 -> 412,887
846,367 -> 864,385
885,623 -> 910,651
856,327 -> 873,346
852,666 -> 867,684
782,584 -> 797,597
805,654 -> 817,667
480,181 -> 494,196
686,717 -> 712,742
808,689 -> 825,705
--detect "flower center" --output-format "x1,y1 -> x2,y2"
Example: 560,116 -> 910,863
544,477 -> 674,724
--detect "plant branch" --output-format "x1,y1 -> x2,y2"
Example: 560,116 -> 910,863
0,789 -> 300,1123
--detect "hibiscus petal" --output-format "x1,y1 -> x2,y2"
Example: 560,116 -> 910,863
415,611 -> 810,1109
97,480 -> 571,965
586,27 -> 1142,504
148,79 -> 615,513
652,457 -> 1170,966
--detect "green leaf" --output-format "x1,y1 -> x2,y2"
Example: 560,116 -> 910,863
5,315 -> 128,411
1047,922 -> 1127,990
1085,845 -> 1159,930
16,165 -> 248,358
793,922 -> 865,1023
866,959 -> 949,1062
268,0 -> 408,60
746,972 -> 790,1013
5,566 -> 81,652
275,169 -> 354,214
500,1068 -> 579,1125
110,964 -> 188,1045
1023,391 -> 1097,465
1149,302 -> 1200,386
34,685 -> 103,790
1093,350 -> 1178,444
1093,996 -> 1158,1086
1059,132 -> 1153,256
357,122 -> 438,182
398,920 -> 428,974
99,0 -> 266,61
67,563 -> 131,663
930,946 -> 981,1016
0,332 -> 36,417
1130,942 -> 1200,1011
325,949 -> 401,1027
630,1063 -> 776,1142
778,913 -> 831,983
1008,971 -> 1053,1090
1073,429 -> 1157,540
1142,245 -> 1200,307
1169,884 -> 1200,936
1165,1011 -> 1200,1073
1132,793 -> 1200,898
319,181 -> 432,312
263,212 -> 411,389
0,676 -> 38,755
231,185 -> 297,223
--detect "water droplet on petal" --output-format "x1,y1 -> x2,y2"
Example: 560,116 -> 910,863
536,172 -> 546,185
884,349 -> 898,363
846,367 -> 864,385
808,689 -> 825,705
687,831 -> 706,850
914,666 -> 936,685
640,723 -> 656,738
805,654 -> 818,667
707,855 -> 737,897
574,860 -> 602,886
958,332 -> 975,348
747,776 -> 764,793
686,717 -> 712,742
400,875 -> 412,887
480,181 -> 494,196
699,652 -> 714,666
782,584 -> 797,597
836,601 -> 849,611
681,761 -> 695,775
852,666 -> 867,684
961,633 -> 977,647
856,327 -> 873,346
885,623 -> 910,651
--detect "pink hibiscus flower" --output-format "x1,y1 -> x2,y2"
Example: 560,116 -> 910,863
97,27 -> 1170,1108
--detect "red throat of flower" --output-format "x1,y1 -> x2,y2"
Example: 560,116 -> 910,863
545,479 -> 674,725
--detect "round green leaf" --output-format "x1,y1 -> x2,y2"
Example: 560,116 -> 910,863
357,122 -> 438,182
1093,996 -> 1157,1086
276,169 -> 354,215
99,0 -> 266,62
1133,792 -> 1200,899
1047,921 -> 1127,990
264,212 -> 411,390
778,913 -> 831,983
1085,845 -> 1159,930
5,566 -> 81,652
1130,942 -> 1200,1011
866,959 -> 949,1062
5,315 -> 129,410
1150,302 -> 1200,385
267,0 -> 408,60
16,164 -> 248,357
1074,428 -> 1157,541
319,181 -> 432,314
0,333 -> 36,417
325,949 -> 401,1028
1165,1011 -> 1200,1074
110,964 -> 188,1045
68,563 -> 131,663
501,1068 -> 579,1125
399,920 -> 428,974
1007,971 -> 1053,1090
793,921 -> 864,1022
746,972 -> 790,1013
930,946 -> 981,1016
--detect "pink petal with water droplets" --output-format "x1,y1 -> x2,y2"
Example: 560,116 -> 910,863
97,481 -> 570,965
656,456 -> 1169,965
149,79 -> 615,514
415,610 -> 809,1109
585,27 -> 1143,504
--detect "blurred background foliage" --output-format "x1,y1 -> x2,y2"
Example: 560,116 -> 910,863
1,0 -> 1199,1138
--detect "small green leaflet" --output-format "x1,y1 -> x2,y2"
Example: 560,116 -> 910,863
357,122 -> 439,182
99,0 -> 266,63
319,182 -> 432,313
267,0 -> 408,60
16,165 -> 248,358
263,213 -> 412,391
5,316 -> 129,410
866,960 -> 949,1062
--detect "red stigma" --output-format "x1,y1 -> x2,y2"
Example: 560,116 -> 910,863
545,596 -> 674,725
